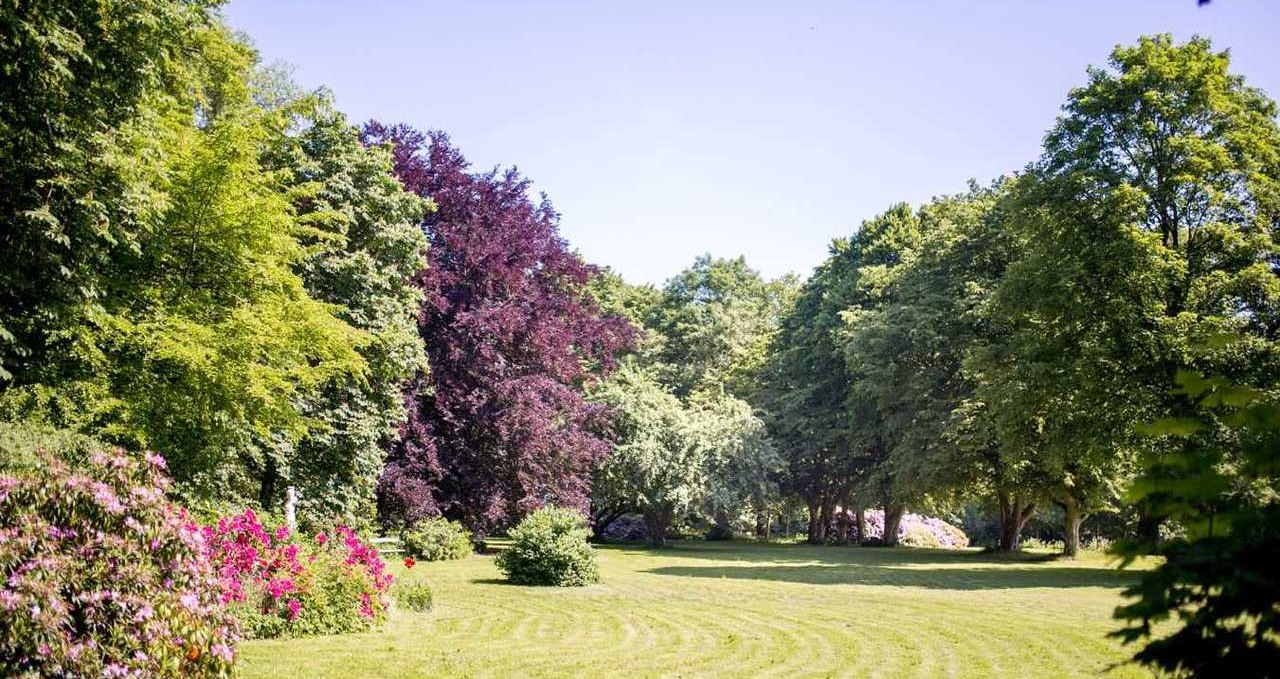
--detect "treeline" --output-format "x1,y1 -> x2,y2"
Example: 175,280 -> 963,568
762,36 -> 1280,556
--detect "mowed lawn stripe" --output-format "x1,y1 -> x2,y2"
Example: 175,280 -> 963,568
239,541 -> 1153,679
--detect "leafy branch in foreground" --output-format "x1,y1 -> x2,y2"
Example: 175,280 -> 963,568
1113,370 -> 1280,677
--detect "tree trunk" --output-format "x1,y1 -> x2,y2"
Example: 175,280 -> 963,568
818,496 -> 837,544
806,498 -> 821,544
1061,498 -> 1084,558
259,457 -> 278,511
854,508 -> 866,544
643,510 -> 669,548
997,493 -> 1035,552
883,504 -> 906,546
754,512 -> 769,540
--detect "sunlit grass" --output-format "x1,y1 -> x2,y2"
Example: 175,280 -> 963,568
239,541 -> 1153,678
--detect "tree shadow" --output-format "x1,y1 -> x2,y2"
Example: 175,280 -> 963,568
644,561 -> 1134,590
628,541 -> 1136,590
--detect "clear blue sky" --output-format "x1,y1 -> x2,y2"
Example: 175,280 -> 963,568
225,0 -> 1280,286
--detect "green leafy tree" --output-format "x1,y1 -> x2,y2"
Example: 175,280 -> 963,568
974,34 -> 1280,555
1,7 -> 371,508
650,255 -> 795,399
845,185 -> 1035,549
588,365 -> 706,546
269,97 -> 430,528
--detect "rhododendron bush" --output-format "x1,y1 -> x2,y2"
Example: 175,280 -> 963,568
203,510 -> 392,638
0,448 -> 237,678
848,509 -> 970,548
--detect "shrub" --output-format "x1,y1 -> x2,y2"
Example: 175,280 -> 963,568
203,511 -> 392,638
399,517 -> 472,561
852,509 -> 970,548
598,513 -> 648,542
0,447 -> 238,677
394,580 -> 434,612
495,507 -> 600,586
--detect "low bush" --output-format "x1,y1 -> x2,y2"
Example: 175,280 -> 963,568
399,517 -> 472,561
495,507 -> 600,586
849,509 -> 970,548
597,513 -> 647,542
0,446 -> 238,677
203,511 -> 392,639
394,580 -> 434,612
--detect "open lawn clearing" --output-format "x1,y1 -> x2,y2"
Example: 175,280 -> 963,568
240,541 -> 1152,679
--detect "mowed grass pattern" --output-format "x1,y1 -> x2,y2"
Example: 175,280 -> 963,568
239,542 -> 1153,678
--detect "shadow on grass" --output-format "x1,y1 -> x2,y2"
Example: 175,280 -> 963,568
643,563 -> 1134,589
619,541 -> 1134,590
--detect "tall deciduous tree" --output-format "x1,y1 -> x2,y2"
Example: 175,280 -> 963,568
364,123 -> 634,533
975,34 -> 1280,555
1,7 -> 370,507
269,98 -> 430,528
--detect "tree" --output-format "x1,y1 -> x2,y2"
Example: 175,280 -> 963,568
691,391 -> 784,539
974,34 -> 1280,555
844,184 -> 1035,550
650,255 -> 796,399
0,0 -> 218,383
588,365 -> 704,547
269,97 -> 430,528
0,9 -> 370,507
364,123 -> 634,534
761,240 -> 862,543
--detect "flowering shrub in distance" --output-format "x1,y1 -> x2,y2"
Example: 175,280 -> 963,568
0,448 -> 237,678
203,511 -> 392,638
848,509 -> 970,548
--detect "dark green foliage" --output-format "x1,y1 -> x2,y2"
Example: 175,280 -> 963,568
0,421 -> 102,474
399,517 -> 473,561
1112,371 -> 1280,677
495,507 -> 600,586
393,580 -> 435,613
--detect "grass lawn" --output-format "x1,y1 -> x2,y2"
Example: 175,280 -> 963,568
239,541 -> 1153,678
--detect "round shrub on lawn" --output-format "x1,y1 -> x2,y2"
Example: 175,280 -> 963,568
495,507 -> 600,586
0,447 -> 238,677
400,517 -> 473,561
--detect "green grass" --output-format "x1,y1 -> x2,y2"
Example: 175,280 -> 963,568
240,541 -> 1154,678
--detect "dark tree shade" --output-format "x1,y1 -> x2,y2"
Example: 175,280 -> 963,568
363,123 -> 634,533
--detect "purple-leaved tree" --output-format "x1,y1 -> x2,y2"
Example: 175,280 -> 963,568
363,123 -> 634,534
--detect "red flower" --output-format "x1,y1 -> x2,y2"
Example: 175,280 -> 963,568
403,557 -> 415,569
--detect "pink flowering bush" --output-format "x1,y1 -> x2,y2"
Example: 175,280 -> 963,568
203,511 -> 391,638
847,509 -> 970,548
0,448 -> 237,678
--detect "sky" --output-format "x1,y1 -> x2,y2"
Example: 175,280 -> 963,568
224,0 -> 1280,286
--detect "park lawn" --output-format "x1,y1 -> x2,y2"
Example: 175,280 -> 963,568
239,541 -> 1154,679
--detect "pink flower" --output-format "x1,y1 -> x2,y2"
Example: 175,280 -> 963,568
285,598 -> 301,620
315,532 -> 328,546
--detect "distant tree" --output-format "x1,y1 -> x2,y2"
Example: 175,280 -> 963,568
588,365 -> 704,547
363,123 -> 634,533
760,240 -> 862,544
845,184 -> 1037,551
691,391 -> 784,539
650,255 -> 796,400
